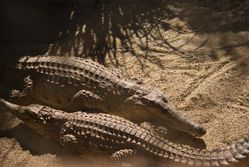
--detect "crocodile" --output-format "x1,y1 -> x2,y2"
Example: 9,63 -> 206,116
0,55 -> 206,137
0,99 -> 248,166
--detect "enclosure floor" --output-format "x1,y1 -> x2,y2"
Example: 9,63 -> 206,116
0,0 -> 248,166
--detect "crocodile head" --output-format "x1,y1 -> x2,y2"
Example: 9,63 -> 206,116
0,99 -> 66,139
124,86 -> 206,137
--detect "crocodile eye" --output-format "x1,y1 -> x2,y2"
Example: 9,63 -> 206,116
25,108 -> 37,119
162,96 -> 168,103
140,97 -> 154,106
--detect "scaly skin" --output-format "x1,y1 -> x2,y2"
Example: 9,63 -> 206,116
0,99 -> 248,166
2,55 -> 205,137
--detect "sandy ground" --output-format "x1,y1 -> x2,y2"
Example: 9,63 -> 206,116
0,0 -> 249,166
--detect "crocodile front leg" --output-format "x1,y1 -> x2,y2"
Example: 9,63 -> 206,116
9,76 -> 33,104
70,90 -> 103,111
60,134 -> 78,146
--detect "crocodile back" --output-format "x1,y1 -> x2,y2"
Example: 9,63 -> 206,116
14,56 -> 130,111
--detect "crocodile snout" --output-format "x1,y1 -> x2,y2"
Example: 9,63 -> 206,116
191,123 -> 206,137
155,101 -> 207,137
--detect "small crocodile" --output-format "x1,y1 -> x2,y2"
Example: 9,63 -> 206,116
0,99 -> 248,166
1,55 -> 205,137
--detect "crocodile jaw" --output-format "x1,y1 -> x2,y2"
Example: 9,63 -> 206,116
150,102 -> 206,137
123,89 -> 206,137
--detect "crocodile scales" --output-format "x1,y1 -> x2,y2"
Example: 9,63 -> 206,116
0,99 -> 248,167
1,55 -> 206,137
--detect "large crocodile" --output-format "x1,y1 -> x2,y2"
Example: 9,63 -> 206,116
0,55 -> 205,137
0,99 -> 248,166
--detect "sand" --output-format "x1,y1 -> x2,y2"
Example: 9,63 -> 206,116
0,0 -> 248,166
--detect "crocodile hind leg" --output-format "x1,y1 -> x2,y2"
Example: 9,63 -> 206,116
111,149 -> 136,160
140,122 -> 168,138
59,123 -> 81,155
111,149 -> 153,167
111,149 -> 137,167
9,76 -> 34,104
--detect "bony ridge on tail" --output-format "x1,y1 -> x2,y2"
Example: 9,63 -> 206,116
2,55 -> 205,137
0,98 -> 248,166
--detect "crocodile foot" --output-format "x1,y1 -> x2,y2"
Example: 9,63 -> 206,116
111,149 -> 137,167
9,76 -> 33,99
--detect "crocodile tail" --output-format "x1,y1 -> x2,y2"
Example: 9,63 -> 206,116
161,135 -> 249,166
